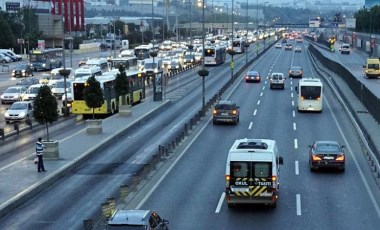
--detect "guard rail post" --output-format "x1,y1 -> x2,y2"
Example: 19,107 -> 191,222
0,128 -> 4,141
14,123 -> 19,135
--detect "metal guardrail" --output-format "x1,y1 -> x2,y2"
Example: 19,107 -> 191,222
1,64 -> 9,72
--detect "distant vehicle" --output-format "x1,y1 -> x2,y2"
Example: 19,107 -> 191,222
107,209 -> 169,229
85,58 -> 109,72
4,101 -> 33,124
296,36 -> 303,43
118,49 -> 135,58
78,57 -> 90,67
275,43 -> 282,49
74,66 -> 102,79
29,48 -> 63,71
289,66 -> 303,78
0,53 -> 12,63
22,84 -> 44,101
340,43 -> 350,54
16,77 -> 40,88
49,68 -> 74,86
1,86 -> 28,104
269,72 -> 285,89
284,43 -> 292,50
294,46 -> 302,53
160,40 -> 173,51
144,58 -> 163,77
213,100 -> 240,125
0,49 -> 22,61
245,69 -> 261,83
169,58 -> 182,71
51,79 -> 72,98
309,141 -> 345,172
295,78 -> 323,112
12,63 -> 34,78
363,58 -> 380,78
232,38 -> 246,54
134,44 -> 154,60
225,138 -> 284,208
204,46 -> 226,66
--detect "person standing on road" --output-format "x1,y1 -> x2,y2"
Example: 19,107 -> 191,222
36,137 -> 47,172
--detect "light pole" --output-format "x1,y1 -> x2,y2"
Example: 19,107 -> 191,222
231,0 -> 235,79
113,19 -> 116,58
245,0 -> 248,64
198,0 -> 209,108
369,9 -> 373,57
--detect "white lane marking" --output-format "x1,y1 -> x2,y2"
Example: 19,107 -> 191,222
253,109 -> 257,116
293,110 -> 296,117
262,86 -> 265,90
291,81 -> 293,85
264,81 -> 267,84
260,92 -> 263,97
294,139 -> 298,149
293,122 -> 296,130
295,161 -> 299,175
248,122 -> 253,130
292,100 -> 294,106
296,194 -> 302,215
291,93 -> 294,98
291,86 -> 293,91
325,97 -> 380,218
257,100 -> 261,105
215,192 -> 226,213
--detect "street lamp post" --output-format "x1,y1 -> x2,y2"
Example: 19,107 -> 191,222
198,0 -> 209,108
231,0 -> 235,79
369,9 -> 373,57
245,0 -> 248,64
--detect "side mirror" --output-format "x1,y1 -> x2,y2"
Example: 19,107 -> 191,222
279,156 -> 284,165
295,86 -> 298,92
308,144 -> 313,148
341,145 -> 346,148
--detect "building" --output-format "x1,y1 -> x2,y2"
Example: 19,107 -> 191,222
51,0 -> 85,35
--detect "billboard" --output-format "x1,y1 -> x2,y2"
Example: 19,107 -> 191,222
346,18 -> 356,29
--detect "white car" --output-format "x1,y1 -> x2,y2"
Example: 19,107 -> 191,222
4,101 -> 33,123
1,86 -> 28,104
22,84 -> 44,101
275,43 -> 282,49
51,80 -> 72,98
62,88 -> 73,107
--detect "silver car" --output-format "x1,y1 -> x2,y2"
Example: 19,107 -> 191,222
1,86 -> 28,104
4,101 -> 33,123
107,209 -> 169,229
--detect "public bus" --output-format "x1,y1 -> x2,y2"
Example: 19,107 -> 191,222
204,45 -> 226,66
295,78 -> 323,112
134,44 -> 154,60
29,48 -> 63,71
232,38 -> 246,54
110,57 -> 139,72
309,17 -> 321,28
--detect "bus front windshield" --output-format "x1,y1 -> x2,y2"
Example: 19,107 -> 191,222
30,54 -> 46,63
205,49 -> 215,57
301,86 -> 321,100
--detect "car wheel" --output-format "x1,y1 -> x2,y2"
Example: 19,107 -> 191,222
1,60 -> 5,63
340,167 -> 345,173
6,120 -> 10,124
227,202 -> 235,208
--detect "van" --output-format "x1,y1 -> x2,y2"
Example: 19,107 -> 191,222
51,79 -> 72,98
340,43 -> 350,54
144,58 -> 163,77
85,58 -> 109,72
225,138 -> 284,208
363,58 -> 380,79
49,67 -> 74,86
74,66 -> 102,79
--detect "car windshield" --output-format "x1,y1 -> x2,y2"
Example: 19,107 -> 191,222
6,88 -> 21,93
145,63 -> 158,69
292,67 -> 301,71
216,104 -> 234,110
10,103 -> 27,110
28,87 -> 40,94
316,144 -> 340,153
55,81 -> 71,88
16,64 -> 28,69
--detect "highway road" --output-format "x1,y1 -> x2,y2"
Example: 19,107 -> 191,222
1,38 -> 380,230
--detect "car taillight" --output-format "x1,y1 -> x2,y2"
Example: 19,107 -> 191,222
290,70 -> 293,74
336,155 -> 345,161
300,70 -> 302,74
301,96 -> 305,100
317,97 -> 320,101
213,109 -> 218,115
232,110 -> 237,115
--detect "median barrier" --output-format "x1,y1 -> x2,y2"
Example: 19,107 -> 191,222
1,64 -> 9,72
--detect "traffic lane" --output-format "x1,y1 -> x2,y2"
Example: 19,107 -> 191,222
0,43 -> 253,227
141,49 -> 380,229
312,42 -> 380,98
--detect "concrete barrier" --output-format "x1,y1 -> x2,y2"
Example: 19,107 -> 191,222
86,119 -> 102,135
43,140 -> 59,159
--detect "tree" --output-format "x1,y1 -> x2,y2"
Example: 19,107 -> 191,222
83,76 -> 104,119
114,65 -> 129,105
33,85 -> 59,141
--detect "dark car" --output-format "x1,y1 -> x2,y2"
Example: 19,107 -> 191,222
213,100 -> 240,125
16,77 -> 40,88
107,209 -> 169,230
289,66 -> 303,78
12,63 -> 34,78
245,69 -> 261,83
309,141 -> 346,172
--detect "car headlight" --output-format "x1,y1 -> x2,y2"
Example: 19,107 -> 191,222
22,70 -> 25,73
154,68 -> 158,73
42,64 -> 46,67
12,70 -> 15,73
4,112 -> 9,117
19,112 -> 26,117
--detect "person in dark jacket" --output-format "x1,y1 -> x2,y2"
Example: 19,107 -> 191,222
36,137 -> 46,172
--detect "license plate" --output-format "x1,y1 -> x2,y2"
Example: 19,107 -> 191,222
232,187 -> 249,192
324,156 -> 334,160
221,113 -> 228,115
